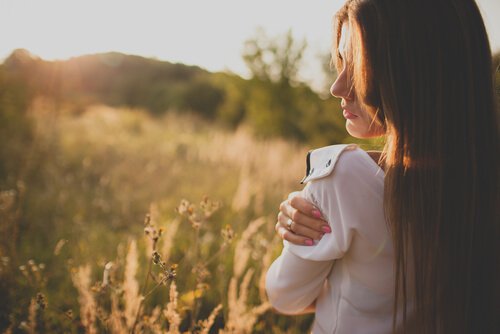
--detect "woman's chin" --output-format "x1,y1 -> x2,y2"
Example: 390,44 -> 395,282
346,124 -> 368,138
346,124 -> 384,139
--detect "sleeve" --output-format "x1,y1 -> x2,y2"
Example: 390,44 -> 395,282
284,172 -> 356,261
265,246 -> 333,314
287,144 -> 363,261
266,145 -> 360,314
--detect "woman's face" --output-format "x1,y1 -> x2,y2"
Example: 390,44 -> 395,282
330,25 -> 384,139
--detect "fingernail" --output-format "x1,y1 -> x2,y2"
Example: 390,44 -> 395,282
312,209 -> 322,219
322,225 -> 331,233
304,239 -> 313,246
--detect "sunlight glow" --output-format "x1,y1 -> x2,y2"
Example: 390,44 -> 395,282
0,0 -> 498,89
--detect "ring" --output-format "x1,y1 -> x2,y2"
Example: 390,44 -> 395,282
286,218 -> 293,232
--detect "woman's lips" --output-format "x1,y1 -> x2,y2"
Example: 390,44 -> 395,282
343,109 -> 358,119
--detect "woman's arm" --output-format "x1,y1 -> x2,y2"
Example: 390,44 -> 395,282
267,176 -> 353,314
267,146 -> 374,314
265,245 -> 333,314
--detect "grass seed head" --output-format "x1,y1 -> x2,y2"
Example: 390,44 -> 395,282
165,265 -> 177,281
36,293 -> 47,309
143,213 -> 151,226
65,309 -> 73,320
152,251 -> 161,265
221,224 -> 235,244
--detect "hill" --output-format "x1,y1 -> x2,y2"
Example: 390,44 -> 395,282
1,49 -> 352,146
3,49 -> 220,116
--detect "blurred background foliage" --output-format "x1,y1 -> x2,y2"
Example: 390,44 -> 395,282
2,29 -> 353,146
0,29 -> 498,333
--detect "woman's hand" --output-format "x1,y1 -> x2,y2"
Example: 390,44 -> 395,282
275,191 -> 331,246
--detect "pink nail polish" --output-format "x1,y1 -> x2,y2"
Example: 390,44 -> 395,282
304,239 -> 313,246
312,209 -> 322,219
322,225 -> 332,233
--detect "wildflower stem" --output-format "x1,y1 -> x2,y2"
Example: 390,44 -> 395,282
191,228 -> 201,329
143,279 -> 165,300
203,244 -> 227,267
131,239 -> 157,334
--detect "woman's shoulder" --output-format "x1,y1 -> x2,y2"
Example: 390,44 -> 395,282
292,144 -> 386,260
301,144 -> 384,185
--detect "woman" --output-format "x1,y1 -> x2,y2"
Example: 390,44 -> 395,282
265,0 -> 499,333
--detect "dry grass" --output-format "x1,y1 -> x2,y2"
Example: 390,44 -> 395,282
61,206 -> 274,333
124,240 -> 141,330
71,265 -> 97,334
223,218 -> 272,333
4,103 -> 318,333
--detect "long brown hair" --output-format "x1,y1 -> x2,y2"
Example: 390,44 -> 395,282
333,0 -> 499,332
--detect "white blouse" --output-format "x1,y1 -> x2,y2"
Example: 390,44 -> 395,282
266,144 -> 405,334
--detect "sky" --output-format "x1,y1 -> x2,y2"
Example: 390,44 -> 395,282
1,0 -> 499,91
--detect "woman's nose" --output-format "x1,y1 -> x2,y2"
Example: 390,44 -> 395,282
330,69 -> 353,100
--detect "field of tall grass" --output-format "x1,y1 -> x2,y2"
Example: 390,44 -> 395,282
1,99 -> 341,333
1,37 -> 496,334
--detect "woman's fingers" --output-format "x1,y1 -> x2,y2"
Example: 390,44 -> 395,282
279,197 -> 330,235
275,192 -> 333,246
275,222 -> 314,246
288,193 -> 324,220
277,212 -> 325,241
290,210 -> 331,236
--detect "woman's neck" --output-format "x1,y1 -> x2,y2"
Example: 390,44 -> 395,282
366,150 -> 385,172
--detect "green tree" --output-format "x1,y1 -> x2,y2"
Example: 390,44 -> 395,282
0,67 -> 33,188
241,29 -> 349,145
243,28 -> 306,86
242,29 -> 308,139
